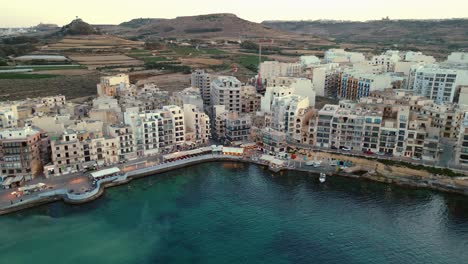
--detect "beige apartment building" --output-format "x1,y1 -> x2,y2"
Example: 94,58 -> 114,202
0,126 -> 43,181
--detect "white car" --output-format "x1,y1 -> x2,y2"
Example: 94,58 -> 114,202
340,146 -> 352,151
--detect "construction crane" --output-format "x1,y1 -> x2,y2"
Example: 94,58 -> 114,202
256,38 -> 273,94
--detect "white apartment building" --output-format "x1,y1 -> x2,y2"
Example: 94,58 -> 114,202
259,61 -> 302,82
447,52 -> 468,64
324,49 -> 366,64
370,54 -> 401,72
405,51 -> 436,63
171,87 -> 204,111
191,70 -> 212,106
311,64 -> 341,97
0,108 -> 17,129
316,104 -> 340,148
183,104 -> 211,145
300,55 -> 321,67
210,76 -> 242,112
409,64 -> 468,104
270,95 -> 309,140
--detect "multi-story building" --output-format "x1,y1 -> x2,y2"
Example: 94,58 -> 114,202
212,105 -> 226,140
370,54 -> 401,72
191,70 -> 212,106
210,76 -> 242,112
224,112 -> 252,144
49,129 -> 83,175
259,61 -> 302,84
40,95 -> 66,108
316,104 -> 339,148
171,87 -> 204,111
97,74 -> 130,97
270,95 -> 309,140
447,52 -> 468,64
0,107 -> 17,129
455,112 -> 468,167
240,85 -> 261,113
0,126 -> 43,180
409,64 -> 468,104
324,49 -> 366,64
311,64 -> 341,98
420,103 -> 463,138
107,124 -> 137,160
262,128 -> 287,154
183,104 -> 211,145
338,71 -> 393,100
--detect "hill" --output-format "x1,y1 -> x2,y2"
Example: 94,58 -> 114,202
262,19 -> 468,56
98,13 -> 298,39
59,18 -> 101,36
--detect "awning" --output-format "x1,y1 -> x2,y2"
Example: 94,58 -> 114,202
260,155 -> 275,162
2,177 -> 13,186
240,143 -> 257,149
18,183 -> 46,192
90,167 -> 120,178
222,147 -> 244,155
163,149 -> 204,160
11,175 -> 24,183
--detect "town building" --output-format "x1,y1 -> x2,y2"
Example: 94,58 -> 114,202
171,87 -> 204,111
183,104 -> 211,146
324,49 -> 366,64
210,76 -> 242,112
408,64 -> 468,104
0,126 -> 43,181
191,69 -> 212,107
224,112 -> 252,145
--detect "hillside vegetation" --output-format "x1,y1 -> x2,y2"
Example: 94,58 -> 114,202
263,19 -> 468,56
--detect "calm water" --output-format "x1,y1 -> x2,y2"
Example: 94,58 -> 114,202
1,163 -> 468,264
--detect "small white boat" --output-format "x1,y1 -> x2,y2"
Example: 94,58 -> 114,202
306,161 -> 322,167
319,173 -> 326,183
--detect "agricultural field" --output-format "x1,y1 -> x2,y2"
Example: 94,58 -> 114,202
0,73 -> 99,101
42,35 -> 144,52
0,73 -> 58,79
68,54 -> 144,69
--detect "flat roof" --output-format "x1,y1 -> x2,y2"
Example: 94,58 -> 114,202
91,167 -> 120,178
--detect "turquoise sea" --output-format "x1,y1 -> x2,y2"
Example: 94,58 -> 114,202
1,162 -> 468,264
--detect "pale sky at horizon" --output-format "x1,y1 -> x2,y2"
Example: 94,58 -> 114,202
2,0 -> 467,27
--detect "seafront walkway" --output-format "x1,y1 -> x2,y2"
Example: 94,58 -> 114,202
2,148 -> 468,215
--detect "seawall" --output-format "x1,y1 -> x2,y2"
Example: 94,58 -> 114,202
1,154 -> 468,216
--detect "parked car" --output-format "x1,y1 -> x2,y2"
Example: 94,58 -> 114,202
363,150 -> 374,155
376,152 -> 385,156
340,146 -> 352,151
331,146 -> 338,150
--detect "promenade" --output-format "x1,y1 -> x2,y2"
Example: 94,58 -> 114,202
1,148 -> 468,216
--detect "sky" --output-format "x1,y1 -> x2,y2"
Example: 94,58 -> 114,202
2,0 -> 467,27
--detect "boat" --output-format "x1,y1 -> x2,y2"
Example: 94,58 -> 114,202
305,160 -> 322,167
319,173 -> 326,183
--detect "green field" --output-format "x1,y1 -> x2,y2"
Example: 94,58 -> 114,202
233,55 -> 268,72
0,65 -> 86,71
143,57 -> 174,63
0,73 -> 58,79
201,48 -> 227,55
